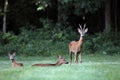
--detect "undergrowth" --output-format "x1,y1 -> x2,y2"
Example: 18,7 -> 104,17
0,28 -> 120,56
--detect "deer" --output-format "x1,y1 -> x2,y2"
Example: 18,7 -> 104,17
69,24 -> 88,64
8,52 -> 23,67
32,55 -> 68,66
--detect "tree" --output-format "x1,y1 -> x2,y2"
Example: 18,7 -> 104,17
114,0 -> 117,33
104,0 -> 111,33
7,0 -> 40,31
56,0 -> 103,28
0,8 -> 3,16
3,0 -> 8,33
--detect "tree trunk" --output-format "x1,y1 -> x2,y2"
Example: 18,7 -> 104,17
57,0 -> 65,27
57,0 -> 61,23
104,0 -> 111,33
114,0 -> 117,34
3,0 -> 8,33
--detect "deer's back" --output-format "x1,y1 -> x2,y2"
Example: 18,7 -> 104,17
32,63 -> 55,66
12,62 -> 23,67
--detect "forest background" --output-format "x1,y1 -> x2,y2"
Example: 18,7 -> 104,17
0,0 -> 120,56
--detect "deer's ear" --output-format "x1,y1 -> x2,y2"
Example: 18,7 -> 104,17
58,55 -> 62,59
84,28 -> 88,33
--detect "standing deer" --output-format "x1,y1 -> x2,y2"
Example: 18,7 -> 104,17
8,52 -> 23,67
32,55 -> 68,66
69,24 -> 88,64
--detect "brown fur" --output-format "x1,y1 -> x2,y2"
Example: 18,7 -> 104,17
32,55 -> 68,67
69,37 -> 83,64
8,52 -> 23,67
11,59 -> 23,67
69,24 -> 88,64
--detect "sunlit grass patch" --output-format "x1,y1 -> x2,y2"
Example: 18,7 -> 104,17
18,63 -> 120,80
0,55 -> 120,80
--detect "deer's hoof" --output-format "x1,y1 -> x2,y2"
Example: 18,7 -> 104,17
80,61 -> 82,63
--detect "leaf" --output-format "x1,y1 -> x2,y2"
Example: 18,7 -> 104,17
37,6 -> 44,11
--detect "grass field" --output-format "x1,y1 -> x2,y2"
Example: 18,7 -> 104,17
0,54 -> 120,80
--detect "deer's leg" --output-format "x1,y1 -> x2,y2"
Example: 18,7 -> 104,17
69,52 -> 72,65
76,53 -> 78,63
79,52 -> 82,63
74,53 -> 78,64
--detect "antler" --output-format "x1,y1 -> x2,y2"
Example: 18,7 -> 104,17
79,24 -> 82,30
83,24 -> 86,30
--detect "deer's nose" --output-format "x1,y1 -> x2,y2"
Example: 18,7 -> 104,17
66,62 -> 69,64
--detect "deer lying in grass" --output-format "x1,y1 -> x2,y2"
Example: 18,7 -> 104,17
32,55 -> 68,66
69,24 -> 88,64
8,52 -> 23,67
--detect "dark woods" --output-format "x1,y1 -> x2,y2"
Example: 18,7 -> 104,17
0,0 -> 120,56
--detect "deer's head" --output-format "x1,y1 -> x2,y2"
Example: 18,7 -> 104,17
8,52 -> 16,60
78,24 -> 88,37
58,55 -> 68,64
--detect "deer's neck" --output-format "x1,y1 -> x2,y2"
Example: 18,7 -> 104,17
10,59 -> 23,67
11,59 -> 15,63
78,36 -> 84,46
55,61 -> 62,66
11,59 -> 16,67
11,59 -> 18,64
47,61 -> 62,66
44,61 -> 62,66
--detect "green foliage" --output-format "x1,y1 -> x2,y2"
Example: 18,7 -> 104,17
58,0 -> 103,17
40,18 -> 54,29
83,32 -> 120,55
0,27 -> 72,56
2,32 -> 17,42
40,18 -> 78,41
0,32 -> 17,55
74,0 -> 103,15
0,28 -> 120,56
0,32 -> 17,45
36,1 -> 48,11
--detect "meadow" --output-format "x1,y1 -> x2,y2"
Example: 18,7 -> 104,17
0,54 -> 120,80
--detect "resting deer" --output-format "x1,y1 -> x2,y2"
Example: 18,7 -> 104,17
69,24 -> 88,64
8,52 -> 23,67
32,55 -> 68,66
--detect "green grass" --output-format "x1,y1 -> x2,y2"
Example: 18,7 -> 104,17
0,54 -> 120,80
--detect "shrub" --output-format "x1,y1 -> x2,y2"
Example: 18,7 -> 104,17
0,28 -> 119,56
83,32 -> 120,55
0,27 -> 71,56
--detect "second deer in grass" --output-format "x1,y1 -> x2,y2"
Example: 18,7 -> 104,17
32,55 -> 68,66
8,52 -> 23,67
69,24 -> 88,64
